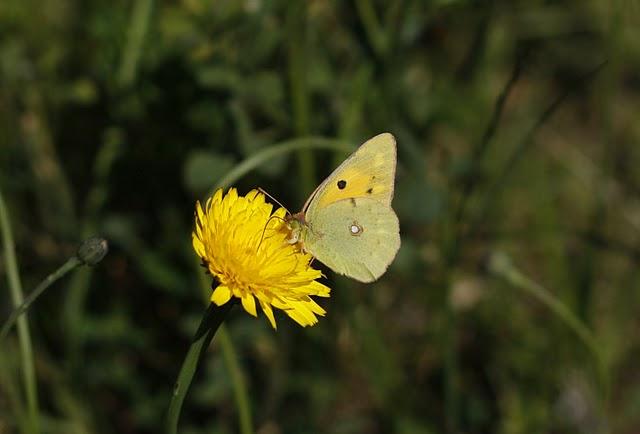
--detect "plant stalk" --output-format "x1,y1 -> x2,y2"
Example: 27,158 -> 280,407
166,302 -> 235,434
0,189 -> 40,434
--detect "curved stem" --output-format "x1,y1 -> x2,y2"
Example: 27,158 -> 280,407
0,189 -> 40,433
166,302 -> 235,434
1,256 -> 83,341
214,137 -> 349,191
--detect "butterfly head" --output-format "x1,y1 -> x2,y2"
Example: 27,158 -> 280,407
285,212 -> 307,246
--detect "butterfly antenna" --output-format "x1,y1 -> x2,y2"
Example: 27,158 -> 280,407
257,214 -> 288,252
258,187 -> 291,216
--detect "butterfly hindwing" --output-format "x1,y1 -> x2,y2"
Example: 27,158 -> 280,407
303,197 -> 400,283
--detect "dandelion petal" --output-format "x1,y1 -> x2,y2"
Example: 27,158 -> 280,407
211,285 -> 232,306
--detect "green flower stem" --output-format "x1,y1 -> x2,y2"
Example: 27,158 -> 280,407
196,271 -> 254,434
488,252 -> 609,400
166,302 -> 236,434
1,256 -> 83,341
0,189 -> 40,434
217,325 -> 253,434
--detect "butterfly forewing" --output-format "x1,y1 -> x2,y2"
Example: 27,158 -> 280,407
303,133 -> 397,216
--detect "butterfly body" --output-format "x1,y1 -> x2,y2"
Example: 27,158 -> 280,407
287,133 -> 400,282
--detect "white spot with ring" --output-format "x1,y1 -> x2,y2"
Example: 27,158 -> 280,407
350,223 -> 363,236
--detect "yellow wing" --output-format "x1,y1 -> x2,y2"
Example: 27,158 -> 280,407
303,133 -> 397,217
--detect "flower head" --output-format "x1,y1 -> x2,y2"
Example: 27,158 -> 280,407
192,188 -> 330,328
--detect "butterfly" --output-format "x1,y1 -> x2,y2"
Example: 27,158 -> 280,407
287,133 -> 401,282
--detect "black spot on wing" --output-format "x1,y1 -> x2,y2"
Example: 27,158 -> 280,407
337,180 -> 347,189
366,188 -> 373,194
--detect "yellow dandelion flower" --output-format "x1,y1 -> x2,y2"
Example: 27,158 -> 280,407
192,188 -> 331,328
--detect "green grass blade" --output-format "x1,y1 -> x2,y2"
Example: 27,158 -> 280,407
218,326 -> 253,434
0,189 -> 40,434
488,252 -> 609,401
118,0 -> 154,87
286,2 -> 315,195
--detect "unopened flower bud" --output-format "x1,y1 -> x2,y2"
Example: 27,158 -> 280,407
77,237 -> 108,265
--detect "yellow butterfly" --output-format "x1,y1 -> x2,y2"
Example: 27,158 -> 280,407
287,133 -> 401,282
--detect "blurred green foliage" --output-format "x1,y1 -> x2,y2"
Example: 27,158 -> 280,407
1,0 -> 640,433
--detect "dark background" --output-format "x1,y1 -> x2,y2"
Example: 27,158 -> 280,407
1,1 -> 639,433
